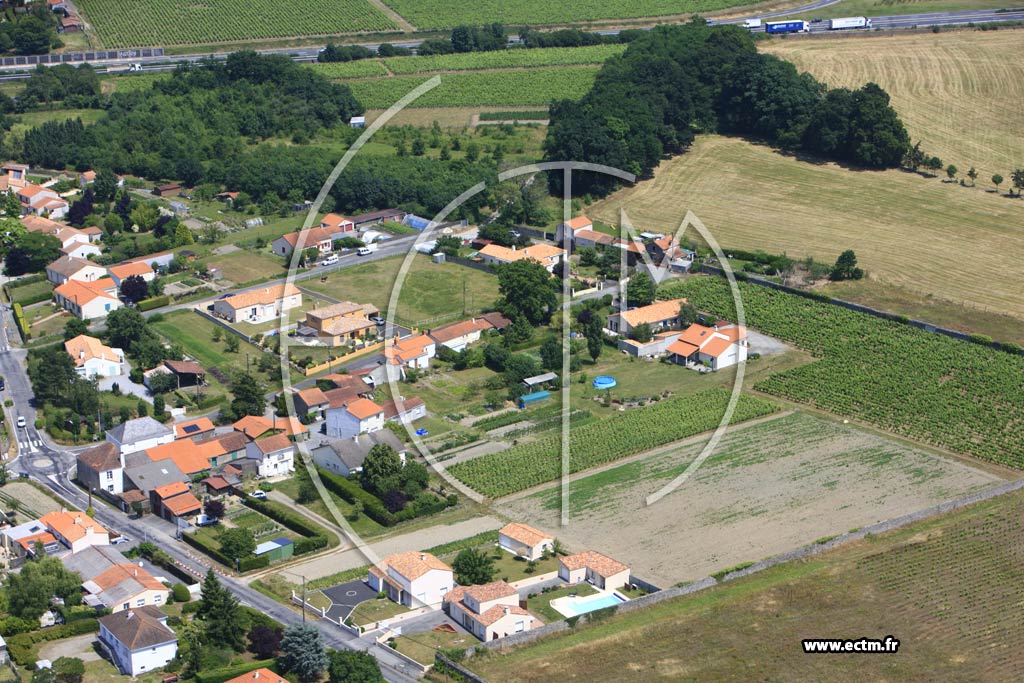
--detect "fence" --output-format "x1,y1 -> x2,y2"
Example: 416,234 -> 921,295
462,475 -> 1024,666
700,265 -> 1024,355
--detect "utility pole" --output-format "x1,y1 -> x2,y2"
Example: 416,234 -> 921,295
301,575 -> 307,624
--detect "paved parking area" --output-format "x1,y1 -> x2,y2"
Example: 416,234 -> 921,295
322,579 -> 378,622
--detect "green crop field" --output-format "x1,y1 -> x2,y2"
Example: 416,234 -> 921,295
382,44 -> 626,74
383,0 -> 751,29
472,486 -> 1024,683
344,66 -> 599,109
660,277 -> 1024,468
448,388 -> 779,497
310,60 -> 391,79
77,0 -> 398,48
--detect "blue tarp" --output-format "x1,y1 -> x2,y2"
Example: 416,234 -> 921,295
519,390 -> 551,408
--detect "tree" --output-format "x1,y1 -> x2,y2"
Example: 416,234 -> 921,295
67,188 -> 94,227
630,322 -> 653,343
225,335 -> 240,353
92,169 -> 118,202
197,569 -> 248,651
129,203 -> 160,233
360,444 -> 402,497
119,274 -> 150,304
31,668 -> 55,683
432,235 -> 461,256
1013,169 -> 1024,196
174,223 -> 194,246
967,166 -> 978,186
62,318 -> 89,341
153,393 -> 165,416
626,271 -> 655,307
586,315 -> 604,363
219,527 -> 256,561
540,335 -> 561,371
497,259 -> 557,326
679,301 -> 699,327
205,499 -> 225,519
992,174 -> 1004,193
945,164 -> 958,181
925,156 -> 943,172
502,353 -> 541,386
105,307 -> 153,352
229,373 -> 265,419
4,233 -> 61,275
103,213 -> 124,234
6,558 -> 82,620
505,314 -> 533,344
452,548 -> 496,585
277,624 -> 328,682
136,399 -> 148,417
53,657 -> 85,683
248,625 -> 284,659
3,190 -> 22,217
327,650 -> 384,683
830,249 -> 864,281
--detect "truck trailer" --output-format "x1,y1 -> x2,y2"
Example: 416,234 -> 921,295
764,20 -> 809,34
743,18 -> 761,29
828,16 -> 871,30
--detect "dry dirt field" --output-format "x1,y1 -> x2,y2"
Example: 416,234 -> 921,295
589,134 -> 1024,321
497,411 -> 1004,587
764,30 -> 1024,183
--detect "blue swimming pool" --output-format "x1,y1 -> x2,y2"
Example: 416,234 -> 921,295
593,375 -> 617,390
553,591 -> 627,618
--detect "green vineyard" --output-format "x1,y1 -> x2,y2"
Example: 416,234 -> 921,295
448,389 -> 779,498
311,60 -> 391,79
77,0 -> 397,48
659,277 -> 1024,468
382,0 -> 750,30
344,67 -> 599,109
382,44 -> 626,74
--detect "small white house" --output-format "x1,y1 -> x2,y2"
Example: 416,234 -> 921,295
368,551 -> 453,608
667,323 -> 748,371
53,278 -> 122,320
212,283 -> 302,324
244,434 -> 295,478
39,510 -> 110,553
46,255 -> 107,286
65,334 -> 124,379
558,550 -> 630,591
99,607 -> 178,676
444,581 -> 537,641
498,522 -> 554,561
384,334 -> 436,371
325,398 -> 385,439
105,416 -> 175,455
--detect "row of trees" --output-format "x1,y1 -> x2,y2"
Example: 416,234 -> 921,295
545,21 -> 910,196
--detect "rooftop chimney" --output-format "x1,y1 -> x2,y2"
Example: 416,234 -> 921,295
503,606 -> 510,615
420,553 -> 426,561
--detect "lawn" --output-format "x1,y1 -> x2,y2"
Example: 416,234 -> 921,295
472,486 -> 1024,683
27,308 -> 69,341
6,278 -> 54,307
350,595 -> 412,626
526,583 -> 598,623
302,254 -> 501,328
9,108 -> 105,138
393,628 -> 475,666
205,249 -> 288,286
589,134 -> 1024,322
273,476 -> 387,539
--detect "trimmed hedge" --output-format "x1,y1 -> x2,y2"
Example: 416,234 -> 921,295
6,273 -> 47,289
194,660 -> 278,683
11,303 -> 30,341
138,295 -> 170,311
6,618 -> 99,664
317,466 -> 397,527
240,496 -> 331,557
182,530 -> 271,572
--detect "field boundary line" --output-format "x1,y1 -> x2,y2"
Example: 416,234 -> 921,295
463,473 -> 1024,662
488,410 -> 794,502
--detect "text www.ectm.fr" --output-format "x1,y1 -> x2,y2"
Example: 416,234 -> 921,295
802,636 -> 900,654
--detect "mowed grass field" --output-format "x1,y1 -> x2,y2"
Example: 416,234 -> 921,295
589,135 -> 1024,320
764,30 -> 1024,182
77,0 -> 397,48
476,485 -> 1024,682
302,254 -> 501,327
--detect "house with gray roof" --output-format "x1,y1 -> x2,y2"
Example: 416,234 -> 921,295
106,417 -> 174,455
310,431 -> 406,478
62,545 -> 127,580
123,457 -> 188,501
76,442 -> 124,496
99,606 -> 177,676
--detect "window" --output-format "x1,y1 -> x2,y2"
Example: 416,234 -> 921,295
106,471 -> 114,480
136,598 -> 145,606
122,603 -> 129,611
154,595 -> 163,604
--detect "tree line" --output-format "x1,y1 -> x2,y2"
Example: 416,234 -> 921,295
544,21 -> 911,196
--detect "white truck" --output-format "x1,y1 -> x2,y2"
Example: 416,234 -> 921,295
828,16 -> 871,30
743,19 -> 761,29
357,243 -> 377,256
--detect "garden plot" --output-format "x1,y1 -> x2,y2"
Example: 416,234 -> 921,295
497,411 -> 1004,587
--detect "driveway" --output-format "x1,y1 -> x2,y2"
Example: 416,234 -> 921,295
38,632 -> 101,662
322,579 -> 378,622
96,372 -> 153,403
747,329 -> 789,356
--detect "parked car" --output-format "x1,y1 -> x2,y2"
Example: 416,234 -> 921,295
16,416 -> 26,428
195,514 -> 219,527
250,490 -> 267,500
321,254 -> 339,266
112,536 -> 131,545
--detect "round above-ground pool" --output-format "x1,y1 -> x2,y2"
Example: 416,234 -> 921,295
593,375 -> 617,390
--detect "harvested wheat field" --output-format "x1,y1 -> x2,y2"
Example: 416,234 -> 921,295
589,135 -> 1024,319
763,30 -> 1024,182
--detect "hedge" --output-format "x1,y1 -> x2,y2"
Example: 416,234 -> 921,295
293,534 -> 328,555
137,295 -> 170,311
8,288 -> 53,306
194,660 -> 278,683
5,273 -> 46,289
11,303 -> 30,341
240,496 -> 325,539
316,467 -> 397,527
6,619 -> 99,664
181,530 -> 270,572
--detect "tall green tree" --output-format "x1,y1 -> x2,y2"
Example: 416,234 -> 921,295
219,527 -> 256,561
62,318 -> 89,341
497,259 -> 557,326
452,548 -> 496,585
586,315 -> 604,362
7,558 -> 82,620
992,174 -> 1003,193
626,271 -> 655,307
540,335 -> 562,371
360,444 -> 402,497
4,233 -> 61,275
229,373 -> 266,419
277,624 -> 328,682
327,650 -> 384,683
830,249 -> 864,281
197,569 -> 248,651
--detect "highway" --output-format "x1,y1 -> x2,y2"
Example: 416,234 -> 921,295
0,4 -> 1021,81
0,300 -> 422,682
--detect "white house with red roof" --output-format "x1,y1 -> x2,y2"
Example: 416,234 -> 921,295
319,213 -> 354,233
108,261 -> 156,291
368,551 -> 453,607
65,334 -> 125,379
54,278 -> 122,320
478,243 -> 565,273
384,333 -> 436,371
325,397 -> 385,438
558,550 -> 630,591
498,522 -> 554,561
607,298 -> 688,337
555,215 -> 593,243
444,580 -> 538,641
244,433 -> 295,478
16,184 -> 69,219
667,322 -> 748,371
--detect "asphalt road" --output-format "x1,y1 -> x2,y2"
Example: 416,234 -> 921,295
0,3 -> 1021,81
0,302 -> 423,682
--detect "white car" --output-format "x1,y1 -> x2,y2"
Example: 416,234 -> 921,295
112,536 -> 131,545
250,490 -> 268,500
321,255 -> 339,266
16,416 -> 26,428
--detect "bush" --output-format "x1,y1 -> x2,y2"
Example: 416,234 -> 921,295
172,583 -> 191,602
182,531 -> 269,572
137,295 -> 170,311
316,467 -> 397,527
193,660 -> 278,683
11,303 -> 29,341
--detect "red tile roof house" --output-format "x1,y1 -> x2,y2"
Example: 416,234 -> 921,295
498,522 -> 554,561
427,317 -> 495,353
667,322 -> 749,371
606,298 -> 688,337
555,215 -> 593,243
384,333 -> 436,371
271,218 -> 353,257
368,551 -> 454,608
325,397 -> 385,439
244,433 -> 295,478
290,386 -> 330,421
444,580 -> 538,642
150,481 -> 202,523
558,550 -> 631,591
53,278 -> 122,320
212,283 -> 302,325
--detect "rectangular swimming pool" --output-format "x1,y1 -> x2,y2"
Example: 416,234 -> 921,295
552,591 -> 627,618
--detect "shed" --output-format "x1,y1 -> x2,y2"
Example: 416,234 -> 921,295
253,537 -> 294,563
153,183 -> 181,197
519,390 -> 550,408
522,372 -> 558,388
349,116 -> 366,128
164,359 -> 206,388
